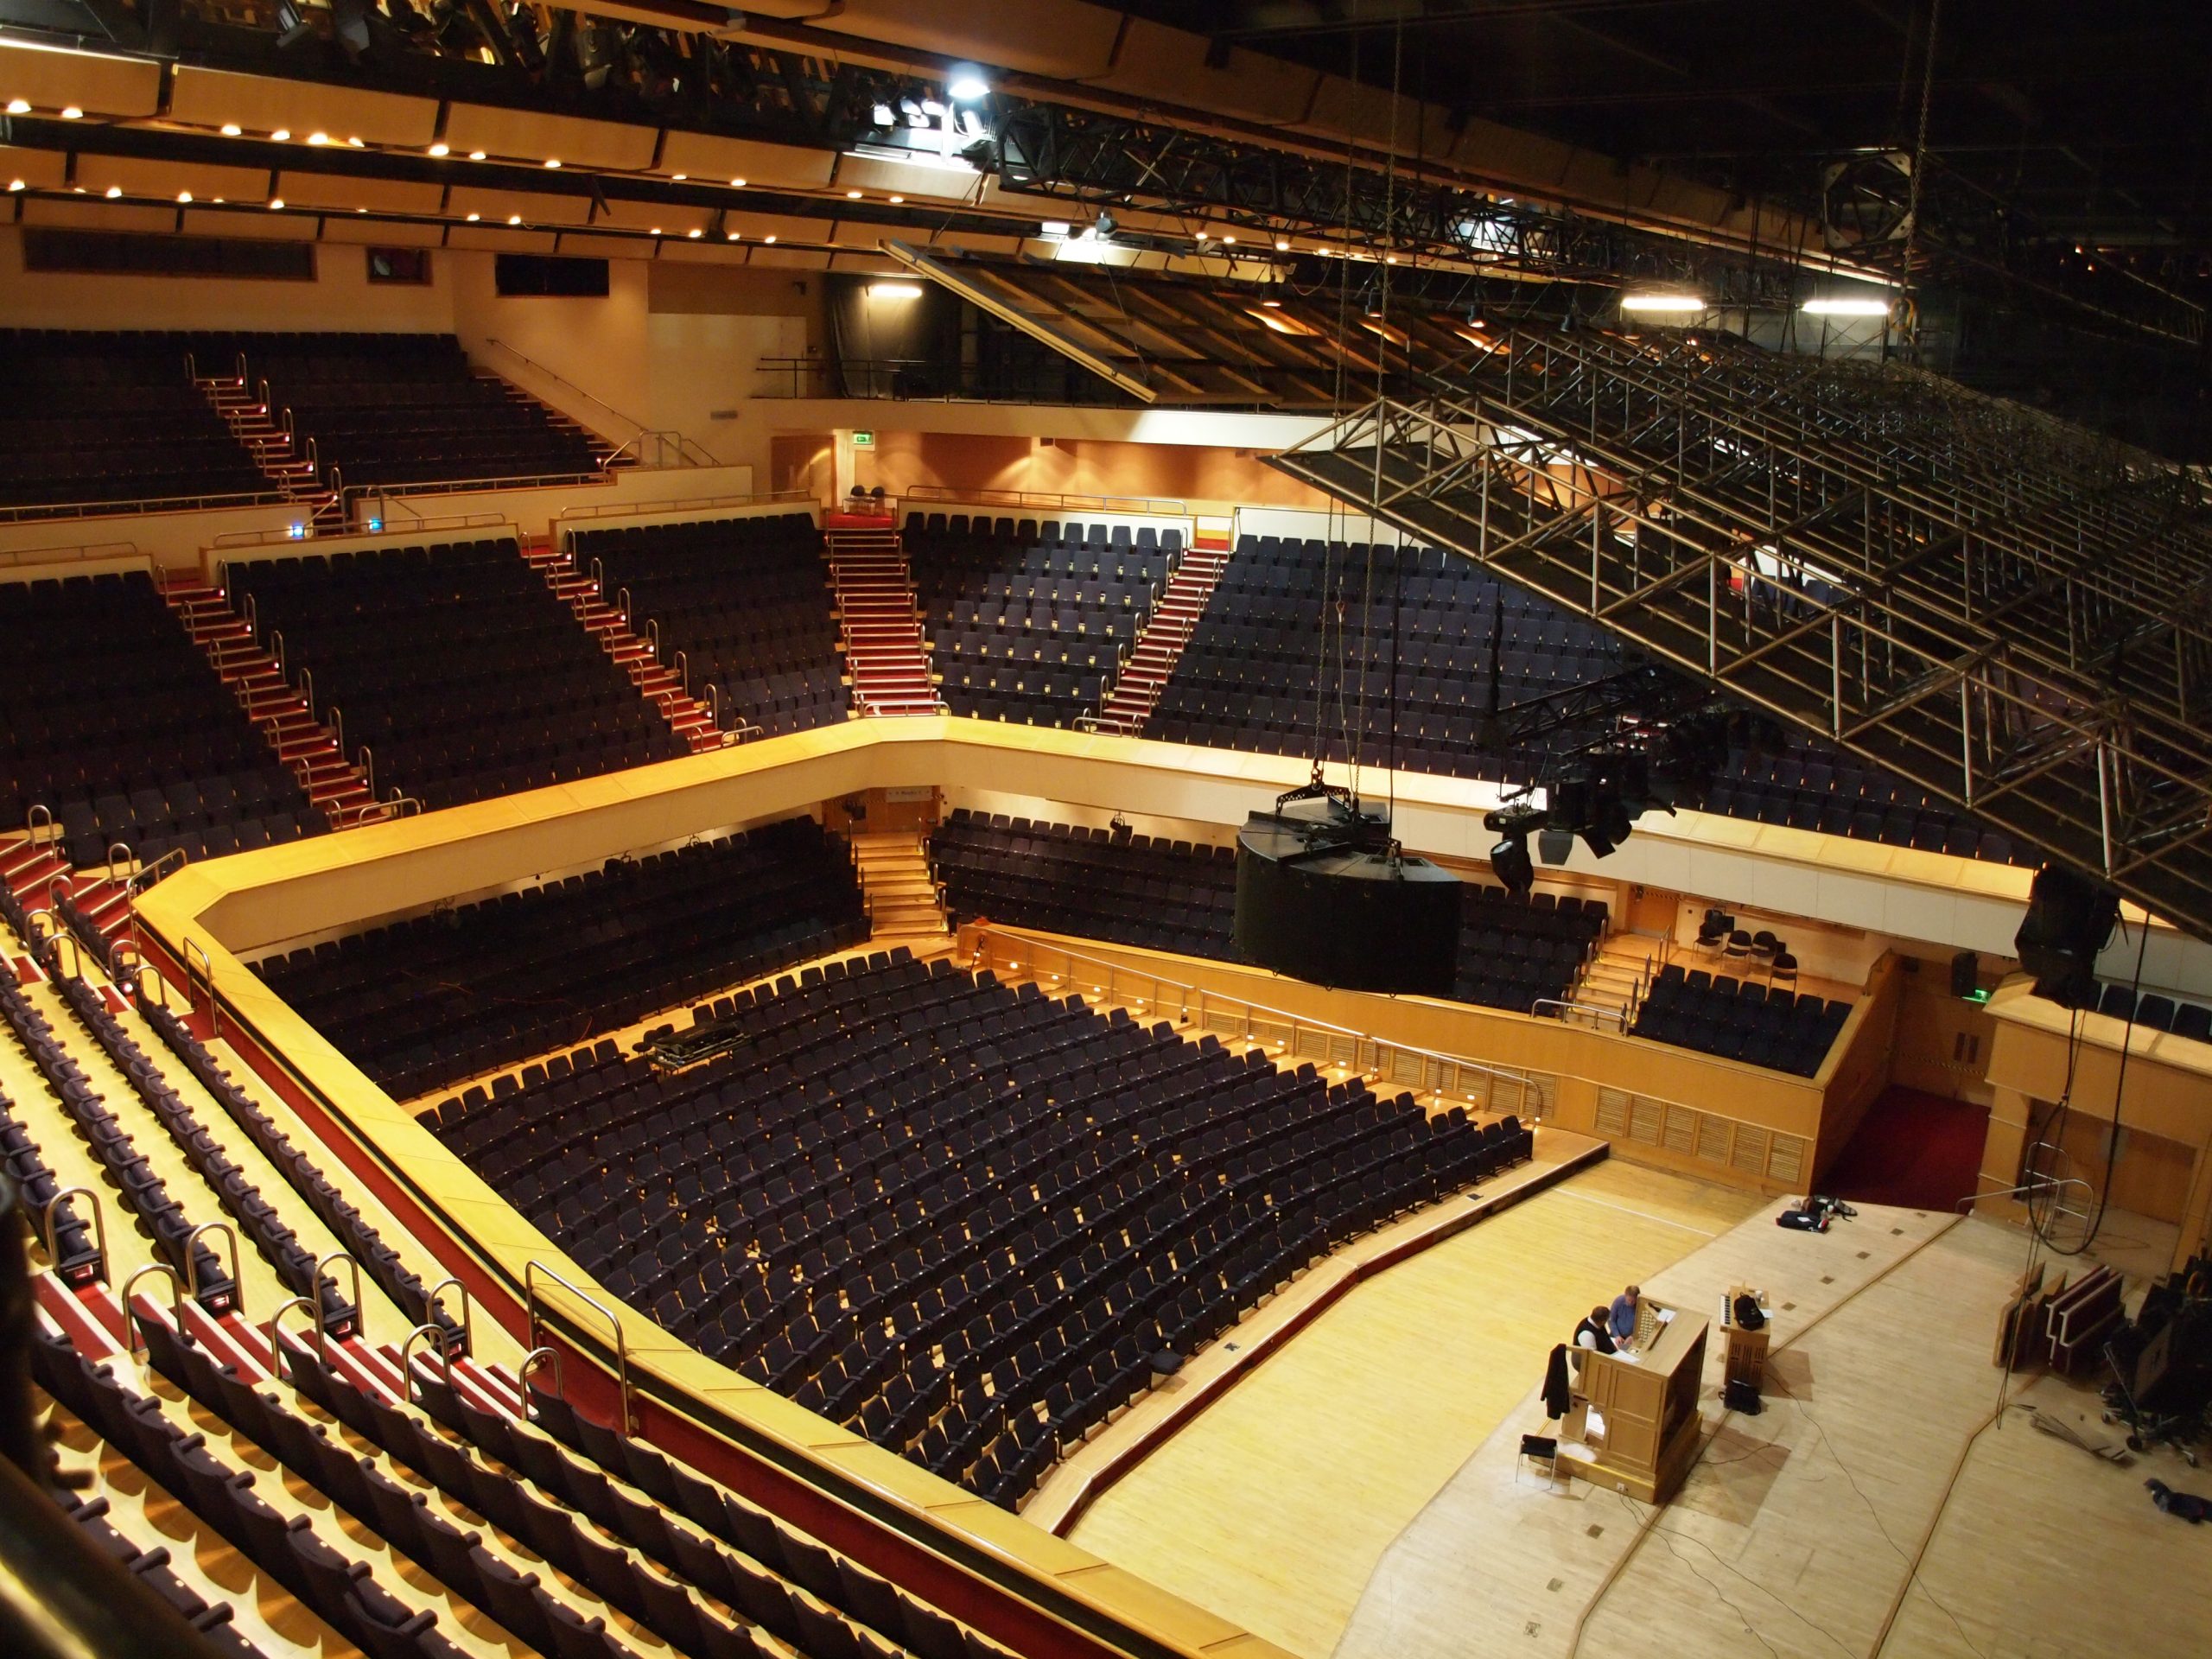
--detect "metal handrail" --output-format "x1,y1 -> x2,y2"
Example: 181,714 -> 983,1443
481,337 -> 718,462
39,1185 -> 105,1281
209,510 -> 511,550
972,925 -> 1540,1100
0,485 -> 289,526
182,937 -> 216,1038
524,1259 -> 635,1433
517,1345 -> 564,1420
184,1219 -> 243,1314
556,488 -> 815,532
1531,997 -> 1630,1030
899,484 -> 1192,518
1960,1173 -> 2095,1210
120,1262 -> 184,1362
0,537 -> 140,573
127,848 -> 188,895
315,1250 -> 363,1336
298,665 -> 315,720
398,1322 -> 454,1404
265,1295 -> 323,1383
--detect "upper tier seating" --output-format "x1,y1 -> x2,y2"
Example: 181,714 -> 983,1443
252,817 -> 866,1100
0,330 -> 272,512
234,333 -> 602,490
929,809 -> 1237,958
225,537 -> 687,810
0,571 -> 321,868
568,512 -> 849,737
928,810 -> 1605,1018
1147,534 -> 2024,861
1633,963 -> 1850,1075
906,513 -> 1179,728
2089,980 -> 2212,1042
431,950 -> 1528,1510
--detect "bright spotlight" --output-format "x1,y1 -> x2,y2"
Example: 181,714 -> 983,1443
946,69 -> 990,101
1802,295 -> 1892,316
868,281 -> 925,300
1619,291 -> 1706,314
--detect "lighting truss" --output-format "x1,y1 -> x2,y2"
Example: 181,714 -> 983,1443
980,102 -> 1797,299
1271,324 -> 2212,940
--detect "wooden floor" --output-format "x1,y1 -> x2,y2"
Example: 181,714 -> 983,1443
1332,1191 -> 2208,1659
1064,1160 -> 1768,1659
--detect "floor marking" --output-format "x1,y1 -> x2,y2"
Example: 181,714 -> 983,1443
1548,1187 -> 1729,1237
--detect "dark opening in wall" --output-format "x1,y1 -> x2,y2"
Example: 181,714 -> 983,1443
23,227 -> 315,281
495,253 -> 609,297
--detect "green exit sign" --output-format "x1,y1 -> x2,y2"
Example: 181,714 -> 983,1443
851,430 -> 875,448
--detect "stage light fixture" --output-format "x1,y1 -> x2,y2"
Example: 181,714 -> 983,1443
1619,291 -> 1705,314
1536,826 -> 1576,866
5,99 -> 30,115
868,281 -> 925,300
946,69 -> 990,101
1482,804 -> 1545,896
1802,295 -> 1892,316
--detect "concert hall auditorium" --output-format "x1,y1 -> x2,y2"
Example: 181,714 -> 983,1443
2,5 -> 2209,1658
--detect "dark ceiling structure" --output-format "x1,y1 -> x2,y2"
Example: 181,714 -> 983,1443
1121,1 -> 2212,457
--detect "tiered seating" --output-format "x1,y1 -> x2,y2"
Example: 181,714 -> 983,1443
907,512 -> 1179,728
237,333 -> 601,489
2091,980 -> 2212,1041
0,330 -> 271,511
569,512 -> 849,736
1147,534 -> 2021,860
0,572 -> 321,868
251,817 -> 867,1100
1633,963 -> 1850,1075
225,537 -> 686,810
429,950 -> 1529,1509
929,809 -> 1236,957
1452,885 -> 1608,1012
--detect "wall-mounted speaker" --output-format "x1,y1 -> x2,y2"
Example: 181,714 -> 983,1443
2014,866 -> 2119,1008
1949,950 -> 1980,999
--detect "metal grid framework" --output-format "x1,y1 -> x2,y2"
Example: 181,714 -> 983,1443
1268,325 -> 2212,941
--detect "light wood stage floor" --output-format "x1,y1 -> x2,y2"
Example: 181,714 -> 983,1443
1065,1159 -> 2206,1659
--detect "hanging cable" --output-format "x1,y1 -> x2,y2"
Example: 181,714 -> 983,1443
1350,10 -> 1406,809
1899,0 -> 1943,363
2077,914 -> 2152,1252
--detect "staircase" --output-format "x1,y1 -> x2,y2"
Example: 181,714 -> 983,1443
826,523 -> 942,716
519,539 -> 721,753
192,372 -> 346,529
479,373 -> 628,474
160,579 -> 389,828
850,830 -> 950,938
1575,932 -> 1665,1028
1092,536 -> 1232,734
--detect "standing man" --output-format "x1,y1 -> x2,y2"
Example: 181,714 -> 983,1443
1609,1284 -> 1642,1347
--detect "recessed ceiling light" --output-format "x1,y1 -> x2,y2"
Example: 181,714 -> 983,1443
468,150 -> 486,162
104,185 -> 121,198
271,128 -> 290,142
1275,238 -> 1290,251
847,188 -> 862,199
307,131 -> 329,146
764,233 -> 777,244
60,106 -> 82,120
729,176 -> 747,188
543,158 -> 561,168
212,196 -> 224,203
947,71 -> 990,101
466,212 -> 480,221
176,190 -> 193,203
428,142 -> 449,157
6,180 -> 23,193
220,123 -> 243,137
888,194 -> 904,204
346,136 -> 363,148
1262,298 -> 1281,308
355,207 -> 366,213
508,214 -> 522,225
671,172 -> 686,181
687,227 -> 702,238
4,99 -> 29,116
726,231 -> 740,240
650,226 -> 663,236
269,198 -> 284,210
1385,254 -> 1397,264
1222,234 -> 1236,245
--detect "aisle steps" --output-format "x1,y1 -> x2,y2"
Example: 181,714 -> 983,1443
827,523 -> 942,715
520,538 -> 723,752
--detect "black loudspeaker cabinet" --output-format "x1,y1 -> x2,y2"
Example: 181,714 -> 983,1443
1235,817 -> 1461,998
2015,865 -> 2120,1007
1950,950 -> 1980,999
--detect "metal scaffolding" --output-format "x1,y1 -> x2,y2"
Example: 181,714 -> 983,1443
1269,324 -> 2212,942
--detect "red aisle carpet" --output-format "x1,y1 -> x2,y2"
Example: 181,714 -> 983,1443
1819,1085 -> 1991,1211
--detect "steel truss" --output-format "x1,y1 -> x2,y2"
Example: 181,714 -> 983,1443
1271,325 -> 2212,941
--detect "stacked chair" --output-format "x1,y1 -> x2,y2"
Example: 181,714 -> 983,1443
225,537 -> 687,810
906,514 -> 1179,728
429,950 -> 1532,1510
569,512 -> 849,737
251,817 -> 867,1100
0,571 -> 321,868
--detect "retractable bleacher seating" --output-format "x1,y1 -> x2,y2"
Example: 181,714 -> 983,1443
224,537 -> 687,810
908,514 -> 1178,728
0,331 -> 273,512
1633,963 -> 1850,1075
1147,534 -> 2025,861
233,333 -> 602,490
252,817 -> 866,1100
929,809 -> 1237,957
429,950 -> 1531,1510
568,512 -> 849,737
0,571 -> 323,868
